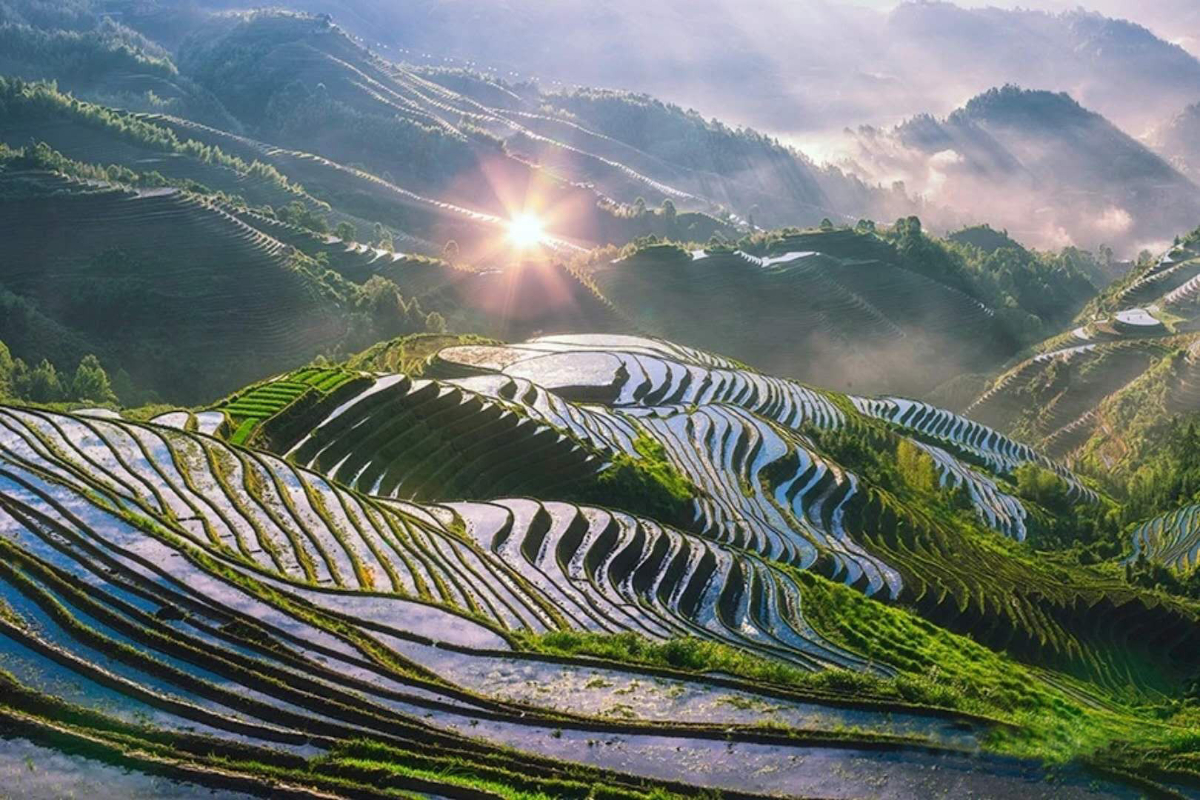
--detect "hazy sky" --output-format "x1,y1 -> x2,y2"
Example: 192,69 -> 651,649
853,0 -> 1128,8
850,0 -> 1199,54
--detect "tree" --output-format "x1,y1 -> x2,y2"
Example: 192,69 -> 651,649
896,440 -> 938,495
894,216 -> 923,239
0,341 -> 12,398
71,355 -> 117,404
9,359 -> 29,399
633,197 -> 647,217
357,275 -> 410,334
660,199 -> 677,224
335,221 -> 356,242
277,200 -> 329,235
819,218 -> 835,232
112,368 -> 137,406
443,240 -> 460,260
1014,464 -> 1069,511
25,359 -> 63,403
425,311 -> 447,333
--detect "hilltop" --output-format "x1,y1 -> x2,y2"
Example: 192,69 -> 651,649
584,221 -> 1101,395
843,86 -> 1200,252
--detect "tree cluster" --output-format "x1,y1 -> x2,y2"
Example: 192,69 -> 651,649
0,342 -> 117,405
883,216 -> 1100,344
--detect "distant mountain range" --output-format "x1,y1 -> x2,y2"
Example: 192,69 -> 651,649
0,3 -> 1155,405
842,86 -> 1200,252
226,0 -> 1200,139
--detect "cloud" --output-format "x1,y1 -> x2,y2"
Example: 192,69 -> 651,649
1093,207 -> 1134,236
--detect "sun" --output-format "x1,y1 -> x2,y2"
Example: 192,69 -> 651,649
506,213 -> 546,250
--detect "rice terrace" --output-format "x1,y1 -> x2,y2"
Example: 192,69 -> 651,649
4,1 -> 1200,798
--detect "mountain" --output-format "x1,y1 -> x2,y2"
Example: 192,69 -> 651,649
841,86 -> 1200,253
5,1 -> 1200,797
934,224 -> 1200,613
214,0 -> 1200,138
0,333 -> 1196,796
0,5 -> 909,241
0,78 -> 1103,404
0,158 -> 355,404
1152,101 -> 1200,180
166,9 -> 907,233
1061,0 -> 1200,58
0,0 -> 237,126
883,4 -> 1200,136
0,141 -> 634,404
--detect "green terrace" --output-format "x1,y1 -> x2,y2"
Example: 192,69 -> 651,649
220,367 -> 364,445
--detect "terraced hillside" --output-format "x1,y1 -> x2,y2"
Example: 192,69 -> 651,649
0,77 -> 318,214
0,7 -> 912,250
4,334 -> 1199,796
1131,505 -> 1200,572
0,131 -> 1065,405
0,407 -> 1172,798
0,167 -> 353,403
0,19 -> 1107,407
588,231 -> 1013,395
0,77 -> 562,260
0,141 -> 631,405
155,334 -> 1198,699
949,229 -> 1200,605
169,10 -> 913,233
962,236 -> 1200,463
4,6 -> 1200,793
0,0 -> 236,127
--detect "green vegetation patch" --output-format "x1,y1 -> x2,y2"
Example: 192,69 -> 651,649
566,432 -> 698,526
794,571 -> 1200,769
